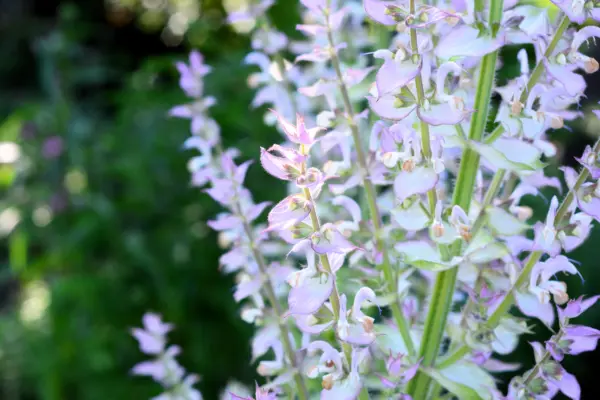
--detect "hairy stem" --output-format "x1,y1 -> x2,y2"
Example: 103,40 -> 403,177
324,7 -> 415,356
407,1 -> 504,397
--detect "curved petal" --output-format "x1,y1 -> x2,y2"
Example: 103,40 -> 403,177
394,166 -> 438,202
287,274 -> 334,315
435,25 -> 504,59
364,0 -> 398,25
417,102 -> 470,126
376,58 -> 421,97
368,95 -> 416,121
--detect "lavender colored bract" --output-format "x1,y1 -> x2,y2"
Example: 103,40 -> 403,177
132,1 -> 600,399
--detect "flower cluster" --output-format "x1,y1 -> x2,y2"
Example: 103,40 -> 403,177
131,313 -> 202,400
134,0 -> 600,399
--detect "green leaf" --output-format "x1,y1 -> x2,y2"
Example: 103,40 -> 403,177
470,139 -> 545,172
421,367 -> 484,400
395,241 -> 462,271
486,206 -> 529,236
424,361 -> 495,400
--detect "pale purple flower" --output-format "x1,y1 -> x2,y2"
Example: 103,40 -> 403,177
175,51 -> 211,98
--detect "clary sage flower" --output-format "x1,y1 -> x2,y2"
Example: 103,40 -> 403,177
131,0 -> 600,399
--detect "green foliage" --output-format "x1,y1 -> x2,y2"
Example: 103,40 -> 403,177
0,2 -> 287,399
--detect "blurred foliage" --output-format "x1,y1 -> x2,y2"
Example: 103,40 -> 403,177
0,1 -> 599,400
0,1 -> 290,399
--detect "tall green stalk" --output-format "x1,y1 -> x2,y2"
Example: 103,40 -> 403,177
407,1 -> 504,397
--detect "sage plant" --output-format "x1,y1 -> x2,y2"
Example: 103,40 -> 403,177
132,0 -> 600,399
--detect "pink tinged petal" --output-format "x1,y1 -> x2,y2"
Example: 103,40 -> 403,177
294,315 -> 334,334
143,313 -> 172,335
407,6 -> 462,28
344,67 -> 374,87
394,166 -> 438,203
247,202 -> 272,222
132,360 -> 166,380
535,255 -> 579,282
565,332 -> 600,355
417,102 -> 470,126
558,369 -> 581,400
220,248 -> 248,272
401,362 -> 420,383
515,291 -> 555,326
577,196 -> 600,222
311,224 -> 357,254
550,0 -> 586,24
287,273 -> 334,315
244,51 -> 271,72
367,95 -> 416,121
271,110 -> 299,141
376,56 -> 422,97
435,26 -> 504,59
364,0 -> 399,25
560,295 -> 600,319
544,63 -> 586,97
300,0 -> 327,11
329,7 -> 348,30
296,24 -> 327,35
234,277 -> 263,302
377,374 -> 398,389
482,359 -> 521,372
252,325 -> 279,360
131,329 -> 165,355
255,385 -> 278,400
267,194 -> 311,231
260,147 -> 292,181
207,214 -> 241,231
169,105 -> 193,118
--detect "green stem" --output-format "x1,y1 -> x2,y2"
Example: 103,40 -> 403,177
470,169 -> 506,236
303,187 -> 353,365
407,1 -> 504,397
325,7 -> 416,356
409,0 -> 437,212
438,139 -> 600,369
484,16 -> 570,145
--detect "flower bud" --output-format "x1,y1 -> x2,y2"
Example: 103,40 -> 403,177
402,158 -> 416,172
584,57 -> 599,74
322,374 -> 334,390
552,284 -> 569,305
514,206 -> 533,221
510,99 -> 524,116
432,222 -> 445,238
550,116 -> 564,129
361,316 -> 375,333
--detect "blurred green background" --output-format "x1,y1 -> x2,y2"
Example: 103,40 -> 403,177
0,1 -> 599,399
